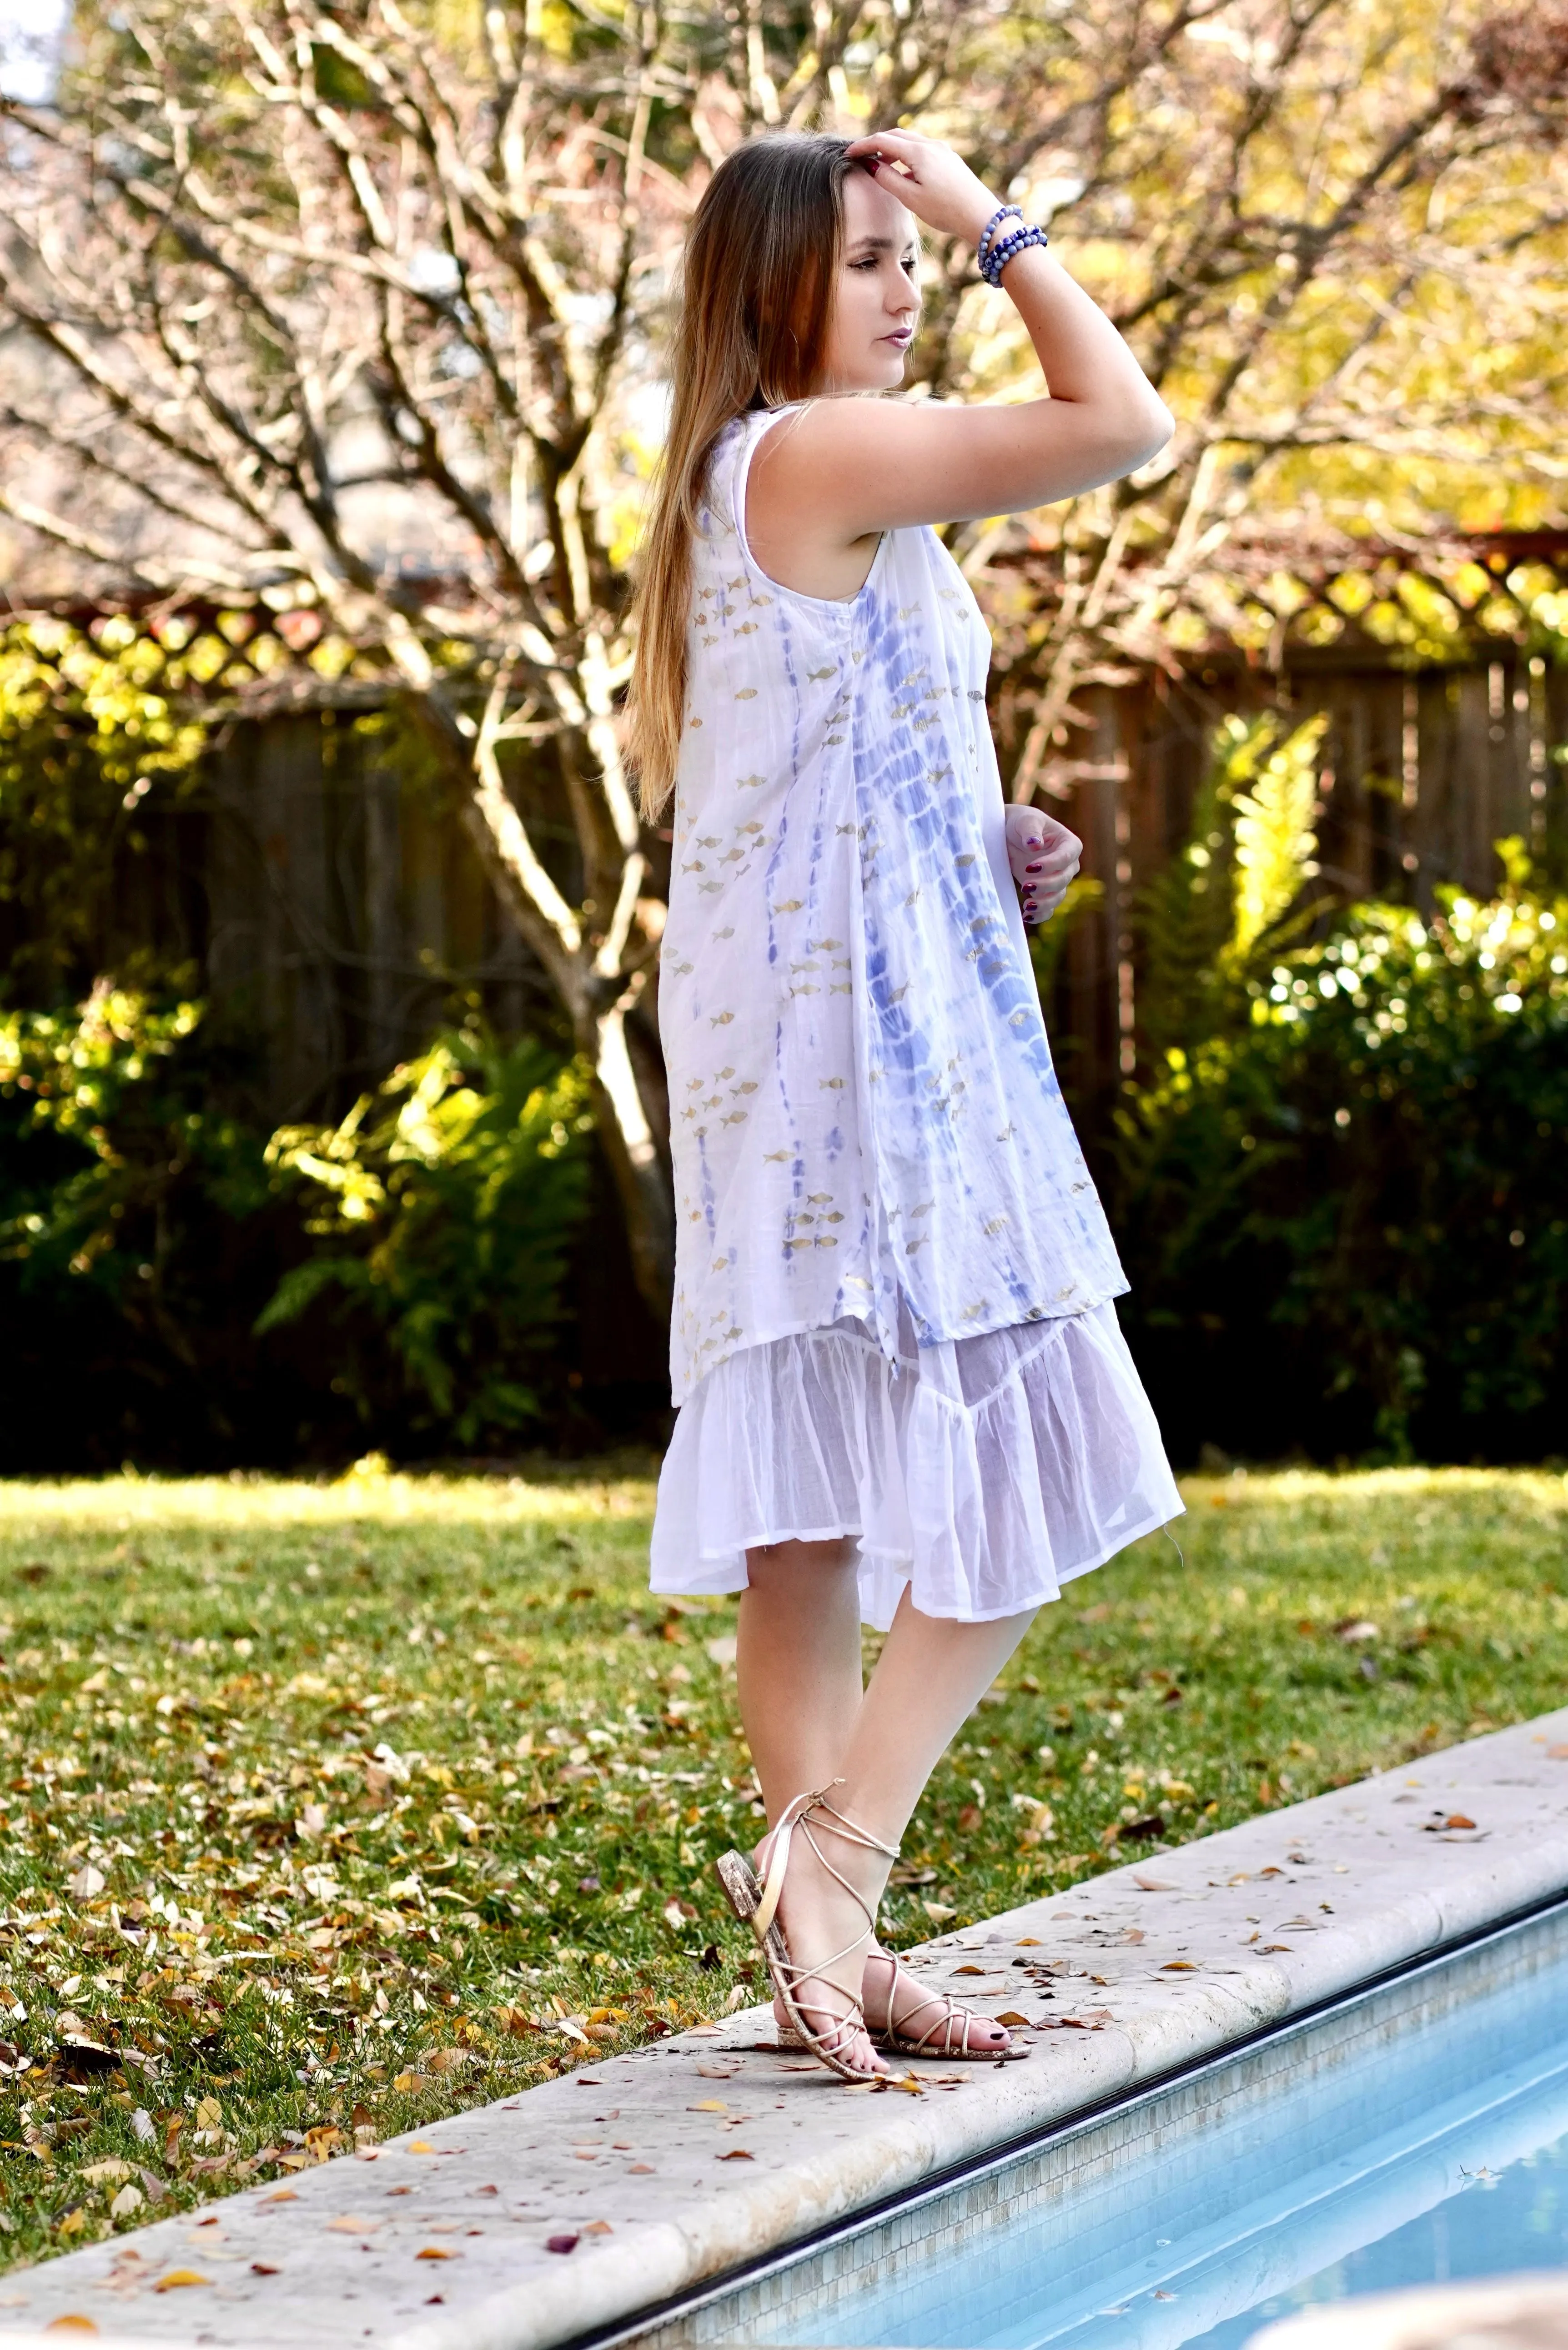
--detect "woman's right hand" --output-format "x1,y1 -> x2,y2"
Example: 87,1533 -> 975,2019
842,130 -> 1003,249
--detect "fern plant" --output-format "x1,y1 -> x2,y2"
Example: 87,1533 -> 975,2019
1136,711 -> 1327,1066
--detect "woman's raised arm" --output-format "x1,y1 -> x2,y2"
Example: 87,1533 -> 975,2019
748,131 -> 1172,568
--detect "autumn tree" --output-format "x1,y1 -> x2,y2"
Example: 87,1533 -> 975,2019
0,0 -> 1563,1316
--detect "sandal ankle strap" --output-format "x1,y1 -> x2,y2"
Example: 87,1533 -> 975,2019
754,1781 -> 899,1943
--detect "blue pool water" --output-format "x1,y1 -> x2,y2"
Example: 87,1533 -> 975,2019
762,1910 -> 1568,2350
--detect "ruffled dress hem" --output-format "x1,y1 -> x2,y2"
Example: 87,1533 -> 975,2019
649,1300 -> 1182,1632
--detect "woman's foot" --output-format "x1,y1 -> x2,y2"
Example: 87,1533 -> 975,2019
754,1829 -> 890,2079
859,1947 -> 1018,2059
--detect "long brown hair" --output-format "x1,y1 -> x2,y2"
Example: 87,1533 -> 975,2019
626,131 -> 854,819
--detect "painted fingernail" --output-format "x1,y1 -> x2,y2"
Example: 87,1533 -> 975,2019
1025,861 -> 1044,873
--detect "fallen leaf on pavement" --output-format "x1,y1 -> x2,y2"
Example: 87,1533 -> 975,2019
152,2272 -> 209,2292
717,2149 -> 755,2160
416,2248 -> 457,2261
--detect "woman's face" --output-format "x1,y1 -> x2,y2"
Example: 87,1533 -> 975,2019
818,168 -> 920,394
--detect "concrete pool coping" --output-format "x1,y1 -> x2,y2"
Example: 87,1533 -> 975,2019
4,1707 -> 1568,2350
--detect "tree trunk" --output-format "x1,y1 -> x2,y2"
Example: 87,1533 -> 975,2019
587,994 -> 675,1327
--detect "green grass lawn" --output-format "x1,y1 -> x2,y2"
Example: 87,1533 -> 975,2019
1,1461 -> 1566,2270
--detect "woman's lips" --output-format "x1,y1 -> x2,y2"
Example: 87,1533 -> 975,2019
881,330 -> 912,346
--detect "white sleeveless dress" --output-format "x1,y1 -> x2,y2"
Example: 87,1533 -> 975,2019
649,406 -> 1181,1629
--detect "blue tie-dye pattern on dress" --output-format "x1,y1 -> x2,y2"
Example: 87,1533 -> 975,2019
658,406 -> 1126,1405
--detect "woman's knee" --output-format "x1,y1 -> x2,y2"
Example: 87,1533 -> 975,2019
744,1535 -> 858,1592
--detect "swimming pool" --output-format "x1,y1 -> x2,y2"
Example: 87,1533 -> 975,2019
635,1899 -> 1568,2350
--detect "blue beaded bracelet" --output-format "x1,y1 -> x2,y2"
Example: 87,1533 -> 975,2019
980,221 -> 1048,288
976,203 -> 1022,273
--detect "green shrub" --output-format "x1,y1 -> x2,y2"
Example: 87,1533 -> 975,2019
1116,825 -> 1568,1463
260,1027 -> 594,1446
0,990 -> 594,1463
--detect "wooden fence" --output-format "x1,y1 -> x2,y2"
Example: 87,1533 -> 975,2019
1044,645 -> 1568,1113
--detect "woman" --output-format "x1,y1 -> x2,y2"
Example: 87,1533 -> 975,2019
628,128 -> 1183,2082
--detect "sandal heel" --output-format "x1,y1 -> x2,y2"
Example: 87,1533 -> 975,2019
715,1848 -> 761,1927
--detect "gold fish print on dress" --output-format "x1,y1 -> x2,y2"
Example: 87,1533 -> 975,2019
807,666 -> 837,681
710,1010 -> 735,1025
736,773 -> 765,788
774,898 -> 804,912
734,688 -> 757,700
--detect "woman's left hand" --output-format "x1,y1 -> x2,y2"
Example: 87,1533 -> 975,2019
1005,805 -> 1081,925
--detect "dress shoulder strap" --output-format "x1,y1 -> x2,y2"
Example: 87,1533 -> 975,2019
704,403 -> 805,541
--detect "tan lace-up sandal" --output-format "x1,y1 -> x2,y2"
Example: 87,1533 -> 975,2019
862,1949 -> 1030,2061
715,1784 -> 900,2084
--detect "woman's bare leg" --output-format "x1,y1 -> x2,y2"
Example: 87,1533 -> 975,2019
735,1538 -> 885,2066
736,1538 -> 865,1815
734,1553 -> 1035,2064
847,1588 -> 1035,2050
